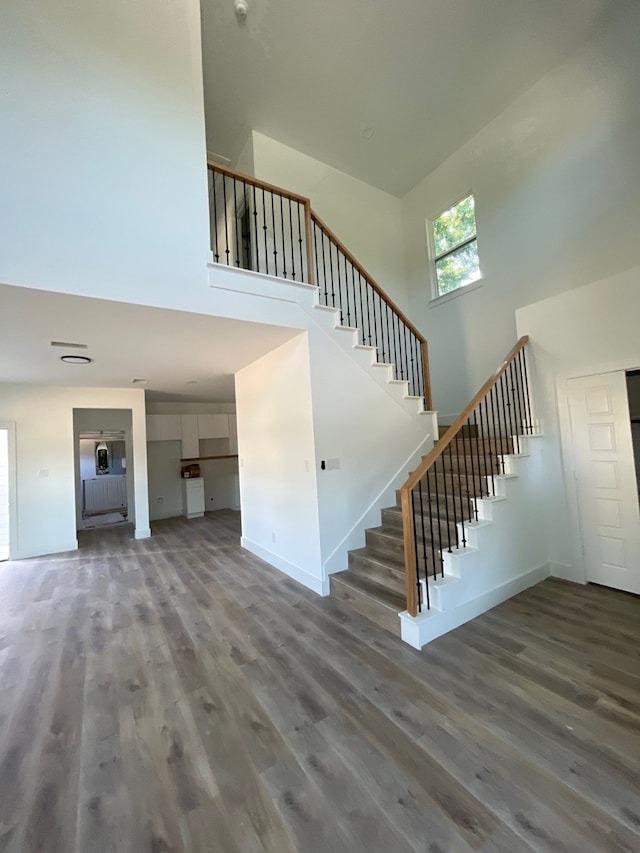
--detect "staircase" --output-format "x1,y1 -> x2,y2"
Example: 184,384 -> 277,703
330,426 -> 511,636
207,162 -> 546,649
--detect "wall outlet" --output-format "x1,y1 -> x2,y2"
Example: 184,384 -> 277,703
156,496 -> 163,504
39,469 -> 49,478
271,532 -> 276,543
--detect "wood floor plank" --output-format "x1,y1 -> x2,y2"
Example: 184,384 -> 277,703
0,511 -> 637,852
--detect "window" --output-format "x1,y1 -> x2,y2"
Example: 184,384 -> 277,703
429,193 -> 480,298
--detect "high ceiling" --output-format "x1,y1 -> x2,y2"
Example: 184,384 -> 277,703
0,285 -> 300,403
202,0 -> 613,196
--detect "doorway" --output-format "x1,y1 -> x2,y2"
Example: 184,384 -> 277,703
0,428 -> 9,560
78,431 -> 129,529
567,370 -> 640,595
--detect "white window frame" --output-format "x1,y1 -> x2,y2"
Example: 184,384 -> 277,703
427,191 -> 482,303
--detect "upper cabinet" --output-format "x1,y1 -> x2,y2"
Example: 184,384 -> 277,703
145,414 -> 182,442
146,411 -> 237,458
180,415 -> 200,459
197,414 -> 229,439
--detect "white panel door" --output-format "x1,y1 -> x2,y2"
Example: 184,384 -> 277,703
568,371 -> 640,594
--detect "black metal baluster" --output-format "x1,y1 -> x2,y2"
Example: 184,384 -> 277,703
279,194 -> 286,277
357,269 -> 365,346
508,360 -> 523,448
513,354 -> 526,440
477,400 -> 494,496
261,187 -> 269,275
233,178 -> 241,266
515,350 -> 528,433
270,192 -> 278,277
289,199 -> 295,280
424,467 -> 437,581
297,203 -> 305,282
521,349 -> 533,434
460,419 -> 473,532
488,385 -> 505,473
417,481 -> 427,603
447,444 -> 460,548
499,371 -> 514,454
251,185 -> 260,272
313,223 -> 321,299
320,228 -> 328,302
211,170 -> 220,263
221,176 -> 230,265
329,236 -> 336,309
365,278 -> 373,346
343,253 -> 352,327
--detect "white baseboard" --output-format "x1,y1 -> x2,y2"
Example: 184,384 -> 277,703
549,561 -> 585,583
241,536 -> 328,596
12,539 -> 78,560
400,563 -> 549,649
135,527 -> 152,540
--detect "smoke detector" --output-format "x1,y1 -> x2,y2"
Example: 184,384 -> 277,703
234,0 -> 248,18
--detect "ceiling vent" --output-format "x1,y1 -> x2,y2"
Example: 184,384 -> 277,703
51,340 -> 87,349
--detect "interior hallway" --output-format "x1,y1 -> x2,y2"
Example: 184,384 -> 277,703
0,512 -> 638,852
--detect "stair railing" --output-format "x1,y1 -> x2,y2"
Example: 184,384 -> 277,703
207,162 -> 431,409
400,336 -> 534,616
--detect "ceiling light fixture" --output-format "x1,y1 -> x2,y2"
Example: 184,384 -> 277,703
51,340 -> 88,349
361,126 -> 375,141
234,0 -> 248,19
60,355 -> 92,365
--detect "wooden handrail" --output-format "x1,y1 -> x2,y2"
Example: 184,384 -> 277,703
207,161 -> 311,206
402,336 -> 529,494
310,211 -> 426,347
400,335 -> 529,617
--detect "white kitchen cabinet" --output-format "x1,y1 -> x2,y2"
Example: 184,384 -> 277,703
83,475 -> 127,514
197,414 -> 229,440
180,415 -> 200,458
182,477 -> 205,518
146,414 -> 182,442
228,414 -> 238,454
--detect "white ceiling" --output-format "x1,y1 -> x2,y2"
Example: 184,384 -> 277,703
0,284 -> 300,403
202,0 -> 613,196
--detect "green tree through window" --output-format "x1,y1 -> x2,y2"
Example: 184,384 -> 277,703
431,194 -> 480,297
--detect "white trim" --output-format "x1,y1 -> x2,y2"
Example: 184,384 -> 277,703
399,563 -> 549,649
241,536 -> 328,595
13,540 -> 79,561
428,278 -> 483,307
0,421 -> 18,561
134,527 -> 152,540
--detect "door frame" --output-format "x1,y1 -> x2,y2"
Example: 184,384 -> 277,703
557,359 -> 640,586
0,421 -> 18,560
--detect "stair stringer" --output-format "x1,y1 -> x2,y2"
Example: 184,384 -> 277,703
400,435 -> 549,649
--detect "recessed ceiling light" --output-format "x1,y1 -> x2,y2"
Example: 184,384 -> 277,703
60,355 -> 92,364
132,378 -> 148,384
51,340 -> 88,349
361,126 -> 375,140
185,380 -> 198,385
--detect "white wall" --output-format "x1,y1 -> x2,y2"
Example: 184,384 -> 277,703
234,283 -> 435,592
0,0 -> 210,307
249,132 -> 409,310
402,0 -> 640,420
515,265 -> 640,582
236,335 -> 324,591
0,386 -> 149,559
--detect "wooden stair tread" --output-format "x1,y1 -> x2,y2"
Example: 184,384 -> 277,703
330,571 -> 405,610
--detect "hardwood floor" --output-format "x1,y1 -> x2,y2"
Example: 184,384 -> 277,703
0,511 -> 638,852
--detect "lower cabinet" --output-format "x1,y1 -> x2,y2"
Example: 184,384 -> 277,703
83,476 -> 127,514
182,477 -> 205,519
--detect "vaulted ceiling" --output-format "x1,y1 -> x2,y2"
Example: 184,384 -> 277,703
201,0 -> 614,196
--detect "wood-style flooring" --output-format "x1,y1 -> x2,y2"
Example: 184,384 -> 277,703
0,511 -> 638,852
